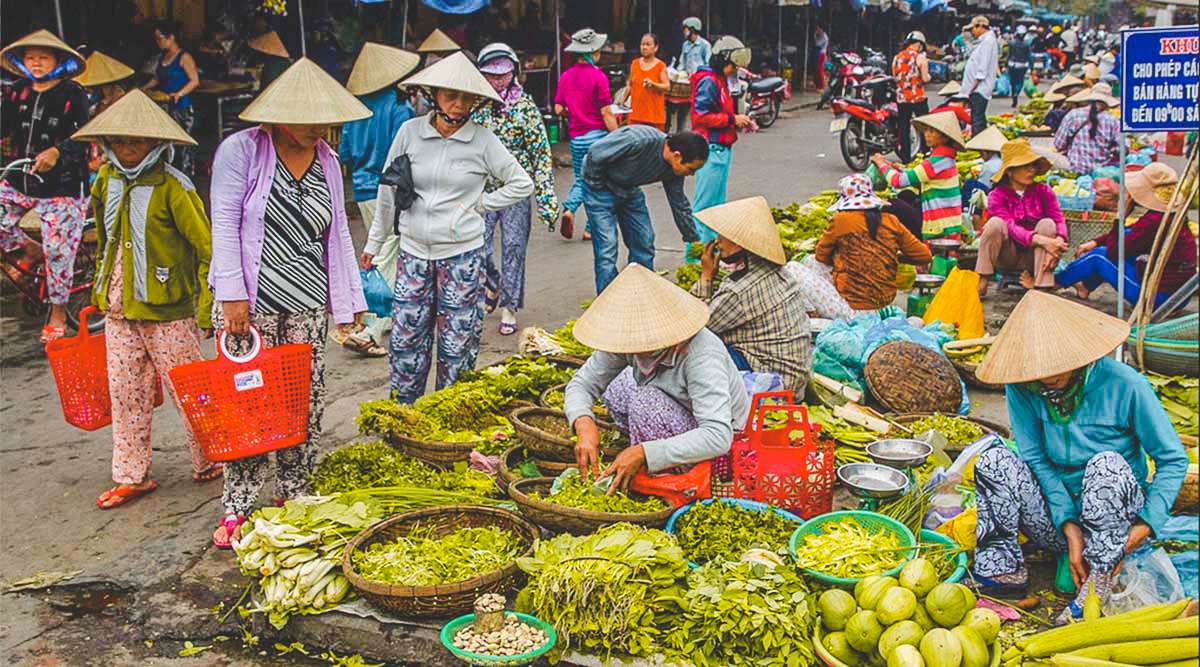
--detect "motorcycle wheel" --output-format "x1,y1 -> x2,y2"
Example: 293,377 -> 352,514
817,81 -> 837,110
840,119 -> 870,172
758,97 -> 781,129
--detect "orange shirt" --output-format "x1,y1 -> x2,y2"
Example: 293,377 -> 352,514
628,58 -> 666,126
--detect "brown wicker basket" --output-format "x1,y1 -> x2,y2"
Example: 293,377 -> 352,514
341,505 -> 539,618
864,341 -> 963,415
892,413 -> 1011,451
537,383 -> 616,428
510,406 -> 626,463
507,477 -> 674,535
385,433 -> 475,468
949,357 -> 1003,391
942,337 -> 1001,391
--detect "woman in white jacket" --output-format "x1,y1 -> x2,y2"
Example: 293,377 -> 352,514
361,53 -> 532,402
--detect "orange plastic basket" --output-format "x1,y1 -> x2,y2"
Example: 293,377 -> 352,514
727,395 -> 834,519
45,306 -> 163,430
168,328 -> 312,462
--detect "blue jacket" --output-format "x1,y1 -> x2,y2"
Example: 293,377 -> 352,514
1005,356 -> 1188,537
339,89 -> 415,202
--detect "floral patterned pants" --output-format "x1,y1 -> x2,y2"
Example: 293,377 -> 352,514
602,368 -> 698,446
389,247 -> 486,403
974,445 -> 1144,577
785,256 -> 874,321
0,182 -> 86,305
213,306 -> 328,516
482,197 -> 532,311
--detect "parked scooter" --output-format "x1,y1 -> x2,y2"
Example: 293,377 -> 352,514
828,75 -> 919,171
817,50 -> 874,110
737,66 -> 788,129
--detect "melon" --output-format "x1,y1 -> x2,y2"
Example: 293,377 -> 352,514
824,630 -> 863,665
959,608 -> 1001,645
899,557 -> 941,597
877,587 -> 918,626
911,601 -> 936,631
920,628 -> 963,667
857,575 -> 900,611
820,589 -> 859,631
951,626 -> 989,667
925,583 -> 970,627
845,609 -> 885,654
889,644 -> 926,667
878,620 -> 924,660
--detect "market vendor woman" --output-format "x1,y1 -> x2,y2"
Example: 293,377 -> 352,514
972,291 -> 1188,624
564,264 -> 750,493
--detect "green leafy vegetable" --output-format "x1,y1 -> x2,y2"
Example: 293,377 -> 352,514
673,501 -> 797,565
1146,373 -> 1198,435
310,441 -> 501,498
907,414 -> 986,448
535,473 -> 665,514
351,525 -> 524,587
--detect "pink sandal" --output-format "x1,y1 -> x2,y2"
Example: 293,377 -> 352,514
213,514 -> 246,550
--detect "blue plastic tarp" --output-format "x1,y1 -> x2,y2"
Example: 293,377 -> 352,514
419,0 -> 489,14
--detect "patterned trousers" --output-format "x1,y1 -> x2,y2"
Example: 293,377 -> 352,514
388,247 -> 486,403
602,368 -> 697,446
213,307 -> 328,516
0,182 -> 87,305
785,256 -> 874,321
974,445 -> 1144,577
482,197 -> 532,311
168,106 -> 195,177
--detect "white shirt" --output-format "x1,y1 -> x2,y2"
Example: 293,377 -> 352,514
1061,28 -> 1078,51
368,112 -> 533,261
963,30 -> 1000,100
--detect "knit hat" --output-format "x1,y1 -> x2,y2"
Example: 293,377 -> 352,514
830,174 -> 888,211
346,42 -> 419,95
1126,163 -> 1180,213
975,290 -> 1129,384
912,110 -> 966,150
572,264 -> 710,354
992,138 -> 1051,184
400,51 -> 502,103
693,196 -> 787,265
74,51 -> 133,87
1,29 -> 86,79
565,28 -> 608,54
239,57 -> 371,124
247,31 -> 289,59
73,89 -> 196,145
964,126 -> 1007,154
417,29 -> 460,53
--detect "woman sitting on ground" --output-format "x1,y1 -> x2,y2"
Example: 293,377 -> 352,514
1042,75 -> 1086,132
1057,163 -> 1197,307
690,196 -> 811,394
976,139 -> 1068,297
1054,83 -> 1120,175
565,264 -> 750,494
971,291 -> 1187,624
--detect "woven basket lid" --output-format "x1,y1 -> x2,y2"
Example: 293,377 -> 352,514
572,264 -> 710,354
693,196 -> 787,264
912,110 -> 965,150
247,31 -> 289,59
964,126 -> 1006,153
346,42 -> 420,95
417,29 -> 460,53
937,80 -> 960,96
975,290 -> 1129,385
1,29 -> 86,78
400,51 -> 501,103
864,341 -> 963,414
239,57 -> 371,124
74,51 -> 133,86
73,89 -> 196,145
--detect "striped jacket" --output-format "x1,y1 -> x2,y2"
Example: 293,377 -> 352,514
885,146 -> 962,238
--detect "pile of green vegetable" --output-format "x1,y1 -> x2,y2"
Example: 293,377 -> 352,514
792,516 -> 909,580
514,524 -> 687,658
1146,373 -> 1198,435
662,559 -> 816,667
773,193 -> 836,259
534,473 -> 665,514
804,404 -> 873,465
351,525 -> 524,587
906,414 -> 986,448
310,441 -> 500,498
673,501 -> 797,565
519,321 -> 593,358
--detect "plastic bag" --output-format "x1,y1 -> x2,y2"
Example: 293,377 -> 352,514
360,268 -> 393,317
1104,547 -> 1186,616
812,319 -> 868,385
1169,551 -> 1198,598
993,73 -> 1012,98
922,268 -> 985,340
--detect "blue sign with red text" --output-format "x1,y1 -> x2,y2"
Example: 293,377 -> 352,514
1121,26 -> 1199,132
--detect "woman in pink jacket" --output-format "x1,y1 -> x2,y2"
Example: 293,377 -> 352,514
208,60 -> 368,548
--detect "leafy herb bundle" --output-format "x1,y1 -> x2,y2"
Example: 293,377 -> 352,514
351,525 -> 523,587
310,441 -> 500,500
907,413 -> 986,448
674,501 -> 797,565
535,474 -> 665,514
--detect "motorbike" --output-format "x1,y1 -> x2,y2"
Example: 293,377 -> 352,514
738,67 -> 788,129
817,50 -> 875,110
828,75 -> 920,172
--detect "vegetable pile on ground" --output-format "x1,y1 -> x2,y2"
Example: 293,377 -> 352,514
663,558 -> 817,667
534,473 -> 666,514
1000,599 -> 1196,666
539,388 -> 609,420
773,192 -> 836,258
351,525 -> 523,587
673,500 -> 797,565
907,414 -> 987,449
515,524 -> 687,658
793,516 -> 910,580
818,566 -> 1003,667
1146,374 -> 1198,436
310,441 -> 499,498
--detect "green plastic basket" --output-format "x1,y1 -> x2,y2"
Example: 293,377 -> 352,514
440,612 -> 558,667
918,529 -> 968,584
788,510 -> 917,588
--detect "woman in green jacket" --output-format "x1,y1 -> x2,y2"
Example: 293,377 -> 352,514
74,90 -> 220,510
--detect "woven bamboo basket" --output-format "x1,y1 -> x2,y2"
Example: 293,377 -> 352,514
1064,212 -> 1116,253
386,433 -> 476,468
507,477 -> 674,535
942,337 -> 1002,391
341,505 -> 539,618
510,406 -> 626,463
892,413 -> 1011,453
537,383 -> 616,428
864,341 -> 963,414
497,445 -> 570,490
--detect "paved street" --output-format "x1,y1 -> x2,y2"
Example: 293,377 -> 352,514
0,102 -> 1000,665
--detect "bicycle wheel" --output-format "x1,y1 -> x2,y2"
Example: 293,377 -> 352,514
66,222 -> 104,334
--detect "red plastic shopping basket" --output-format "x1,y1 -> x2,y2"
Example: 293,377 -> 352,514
45,306 -> 163,430
168,327 -> 312,462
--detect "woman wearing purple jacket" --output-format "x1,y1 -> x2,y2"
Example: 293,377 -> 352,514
208,60 -> 369,549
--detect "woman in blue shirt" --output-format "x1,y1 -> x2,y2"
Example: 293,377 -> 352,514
972,291 -> 1188,624
142,21 -> 199,176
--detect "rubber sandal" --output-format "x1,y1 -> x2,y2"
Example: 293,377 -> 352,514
96,480 -> 158,510
191,463 -> 224,483
343,334 -> 387,358
213,514 -> 245,550
498,320 -> 518,336
581,231 -> 591,241
40,325 -> 67,345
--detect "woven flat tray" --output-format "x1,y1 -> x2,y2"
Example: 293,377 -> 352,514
864,341 -> 963,415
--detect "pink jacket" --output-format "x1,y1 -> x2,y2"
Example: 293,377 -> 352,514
207,126 -> 365,324
986,182 -> 1066,249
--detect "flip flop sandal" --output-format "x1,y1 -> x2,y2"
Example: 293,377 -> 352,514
96,481 -> 158,510
343,334 -> 387,358
192,463 -> 224,483
213,514 -> 246,550
498,320 -> 518,336
40,325 -> 67,345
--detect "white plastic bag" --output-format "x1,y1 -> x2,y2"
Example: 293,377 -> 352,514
1104,547 -> 1186,616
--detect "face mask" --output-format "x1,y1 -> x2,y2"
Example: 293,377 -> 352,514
102,141 -> 173,181
633,347 -> 674,376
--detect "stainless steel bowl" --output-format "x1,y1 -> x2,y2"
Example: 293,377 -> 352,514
912,273 -> 947,289
867,439 -> 934,469
837,463 -> 910,500
929,238 -> 963,252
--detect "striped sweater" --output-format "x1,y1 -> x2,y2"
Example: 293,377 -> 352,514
884,146 -> 962,238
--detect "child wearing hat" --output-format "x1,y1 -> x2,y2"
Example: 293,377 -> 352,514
74,90 -> 220,509
872,110 -> 965,239
1056,163 -> 1197,307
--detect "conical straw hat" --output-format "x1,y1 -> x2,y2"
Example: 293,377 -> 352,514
247,31 -> 289,59
573,264 -> 710,354
346,42 -> 420,95
417,29 -> 460,53
73,89 -> 196,145
1067,82 -> 1118,107
912,110 -> 965,150
74,51 -> 133,86
937,80 -> 960,96
1,29 -> 86,78
694,196 -> 787,265
964,126 -> 1007,153
1049,75 -> 1085,94
975,291 -> 1130,385
1043,91 -> 1067,103
400,51 -> 502,103
240,58 -> 371,124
